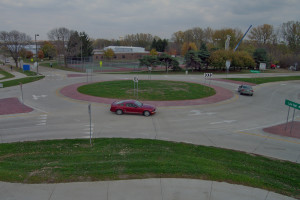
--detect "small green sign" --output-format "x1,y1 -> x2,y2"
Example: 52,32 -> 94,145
285,99 -> 300,110
250,70 -> 260,73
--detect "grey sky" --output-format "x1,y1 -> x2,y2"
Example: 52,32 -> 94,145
0,0 -> 299,40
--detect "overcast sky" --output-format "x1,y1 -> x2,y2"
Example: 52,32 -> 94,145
0,0 -> 299,40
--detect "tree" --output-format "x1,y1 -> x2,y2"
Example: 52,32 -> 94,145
249,24 -> 276,45
150,49 -> 158,56
67,31 -> 80,58
184,50 -> 202,71
158,53 -> 180,72
212,28 -> 243,50
80,32 -> 93,57
253,48 -> 268,66
281,21 -> 300,53
0,30 -> 31,68
41,41 -> 56,59
171,31 -> 184,54
151,39 -> 168,52
209,50 -> 255,70
38,50 -> 44,60
198,43 -> 210,68
122,33 -> 158,50
93,38 -> 112,49
48,27 -> 74,67
181,42 -> 197,56
103,48 -> 115,60
139,55 -> 160,69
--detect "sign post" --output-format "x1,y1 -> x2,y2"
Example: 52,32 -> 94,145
88,104 -> 92,145
20,82 -> 24,104
204,73 -> 213,86
226,60 -> 231,78
86,68 -> 93,82
284,99 -> 300,134
148,67 -> 152,80
133,76 -> 139,99
250,70 -> 260,84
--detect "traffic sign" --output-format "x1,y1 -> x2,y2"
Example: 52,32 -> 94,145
133,76 -> 139,83
250,70 -> 260,73
226,60 -> 231,69
285,99 -> 300,110
204,73 -> 213,78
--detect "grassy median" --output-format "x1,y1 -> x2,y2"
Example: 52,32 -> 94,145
78,80 -> 216,101
0,76 -> 45,88
0,138 -> 299,198
0,68 -> 15,80
226,76 -> 300,84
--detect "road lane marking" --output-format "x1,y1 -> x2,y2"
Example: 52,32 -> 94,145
210,120 -> 236,125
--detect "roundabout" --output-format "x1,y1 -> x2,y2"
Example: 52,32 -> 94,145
0,66 -> 299,199
60,80 -> 234,106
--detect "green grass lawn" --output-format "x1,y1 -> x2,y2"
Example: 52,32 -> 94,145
226,76 -> 300,84
0,76 -> 44,88
0,68 -> 15,80
0,138 -> 299,198
78,80 -> 216,101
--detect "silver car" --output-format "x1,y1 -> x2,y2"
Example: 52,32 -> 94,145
238,85 -> 254,96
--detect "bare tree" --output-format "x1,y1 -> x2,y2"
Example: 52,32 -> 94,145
281,21 -> 300,53
0,30 -> 32,68
248,24 -> 276,46
48,27 -> 74,67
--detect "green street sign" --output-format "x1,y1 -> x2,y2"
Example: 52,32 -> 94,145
250,70 -> 260,73
285,99 -> 300,110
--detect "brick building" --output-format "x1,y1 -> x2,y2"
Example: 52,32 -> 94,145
93,46 -> 150,61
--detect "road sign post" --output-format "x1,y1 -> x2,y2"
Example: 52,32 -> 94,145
284,99 -> 300,134
226,60 -> 231,78
204,73 -> 213,86
148,67 -> 152,80
20,82 -> 23,104
88,104 -> 92,145
133,76 -> 139,98
250,70 -> 260,84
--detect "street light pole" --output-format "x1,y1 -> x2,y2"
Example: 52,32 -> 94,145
35,34 -> 39,74
80,33 -> 84,71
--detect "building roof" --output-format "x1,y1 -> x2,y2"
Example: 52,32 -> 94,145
103,46 -> 146,53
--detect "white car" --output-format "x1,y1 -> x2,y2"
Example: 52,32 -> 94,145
238,85 -> 254,96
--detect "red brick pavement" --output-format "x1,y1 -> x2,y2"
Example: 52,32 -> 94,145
0,97 -> 33,115
263,122 -> 300,138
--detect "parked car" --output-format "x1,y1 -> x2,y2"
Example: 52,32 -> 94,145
110,100 -> 156,116
238,85 -> 254,96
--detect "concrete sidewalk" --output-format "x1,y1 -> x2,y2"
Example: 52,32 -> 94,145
0,65 -> 27,81
0,178 -> 296,200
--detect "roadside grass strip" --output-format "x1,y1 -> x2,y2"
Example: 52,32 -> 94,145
0,138 -> 299,198
0,68 -> 15,80
226,76 -> 300,84
78,80 -> 216,101
0,76 -> 45,88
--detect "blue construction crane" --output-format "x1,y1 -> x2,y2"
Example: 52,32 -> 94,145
234,25 -> 252,51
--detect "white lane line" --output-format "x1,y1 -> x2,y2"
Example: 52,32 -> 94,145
210,120 -> 236,125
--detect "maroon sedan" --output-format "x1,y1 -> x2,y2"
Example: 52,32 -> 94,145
110,100 -> 156,116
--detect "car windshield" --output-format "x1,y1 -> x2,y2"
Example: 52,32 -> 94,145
243,85 -> 252,89
135,101 -> 143,107
116,100 -> 126,105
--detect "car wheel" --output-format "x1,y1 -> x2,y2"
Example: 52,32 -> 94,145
143,111 -> 150,117
116,109 -> 123,115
